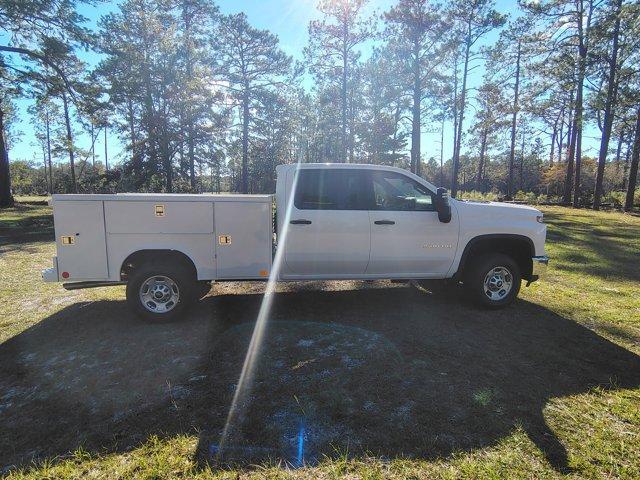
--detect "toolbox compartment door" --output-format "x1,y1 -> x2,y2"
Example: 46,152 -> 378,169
215,201 -> 272,279
54,201 -> 108,280
104,201 -> 214,234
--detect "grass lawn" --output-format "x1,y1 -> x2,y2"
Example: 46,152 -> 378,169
0,202 -> 639,479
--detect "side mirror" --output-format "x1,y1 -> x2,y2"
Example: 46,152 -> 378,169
435,187 -> 452,223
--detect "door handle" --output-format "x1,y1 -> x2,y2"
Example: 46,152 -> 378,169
290,219 -> 312,225
374,220 -> 395,225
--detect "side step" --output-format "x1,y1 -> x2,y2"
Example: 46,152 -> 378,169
63,281 -> 126,290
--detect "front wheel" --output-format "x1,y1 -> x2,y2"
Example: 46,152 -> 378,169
465,253 -> 521,309
126,263 -> 196,321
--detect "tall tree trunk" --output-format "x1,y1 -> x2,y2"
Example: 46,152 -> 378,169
159,117 -> 172,193
0,101 -> 12,207
507,40 -> 521,199
622,136 -> 631,191
183,2 -> 196,189
178,131 -> 185,176
61,90 -> 76,193
614,128 -> 625,188
91,123 -> 96,169
241,88 -> 250,194
127,97 -> 140,184
572,64 -> 585,208
104,126 -> 109,171
563,86 -> 577,204
452,53 -> 459,175
452,29 -> 471,198
341,20 -> 348,163
572,0 -> 592,208
624,107 -> 640,212
520,129 -> 525,190
391,103 -> 400,166
549,130 -> 556,165
593,0 -> 622,209
348,90 -> 355,163
45,108 -> 53,193
557,105 -> 566,164
42,146 -> 48,194
142,40 -> 157,180
128,99 -> 136,156
216,158 -> 221,193
476,125 -> 487,191
410,40 -> 421,175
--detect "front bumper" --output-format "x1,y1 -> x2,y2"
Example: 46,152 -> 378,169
42,257 -> 59,282
527,256 -> 549,284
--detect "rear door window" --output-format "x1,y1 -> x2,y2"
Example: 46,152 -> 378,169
294,169 -> 371,210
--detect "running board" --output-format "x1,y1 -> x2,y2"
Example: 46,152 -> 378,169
63,281 -> 126,290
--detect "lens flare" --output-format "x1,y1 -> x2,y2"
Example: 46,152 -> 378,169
216,160 -> 302,459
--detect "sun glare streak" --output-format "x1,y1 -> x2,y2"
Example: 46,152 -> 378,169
217,159 -> 302,459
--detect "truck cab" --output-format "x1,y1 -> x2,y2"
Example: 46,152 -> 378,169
276,164 -> 459,279
43,163 -> 548,320
277,163 -> 546,290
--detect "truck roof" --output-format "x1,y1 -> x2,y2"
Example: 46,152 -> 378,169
276,163 -> 439,191
51,193 -> 273,203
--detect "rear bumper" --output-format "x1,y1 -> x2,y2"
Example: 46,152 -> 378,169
528,256 -> 549,284
42,257 -> 59,282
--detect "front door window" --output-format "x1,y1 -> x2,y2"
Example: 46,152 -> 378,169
371,171 -> 435,211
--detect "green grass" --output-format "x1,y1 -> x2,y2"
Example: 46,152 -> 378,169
1,204 -> 639,479
523,207 -> 640,343
13,196 -> 51,204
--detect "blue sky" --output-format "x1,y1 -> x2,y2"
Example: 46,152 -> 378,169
7,0 -> 601,176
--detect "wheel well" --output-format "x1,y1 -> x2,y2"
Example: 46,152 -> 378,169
120,250 -> 197,281
457,235 -> 534,280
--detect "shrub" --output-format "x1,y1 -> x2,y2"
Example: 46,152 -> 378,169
459,191 -> 499,202
514,190 -> 527,202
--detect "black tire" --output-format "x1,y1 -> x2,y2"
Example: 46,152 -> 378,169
126,262 -> 196,321
464,253 -> 521,309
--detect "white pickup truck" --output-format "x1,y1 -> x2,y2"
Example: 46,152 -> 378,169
43,163 -> 548,320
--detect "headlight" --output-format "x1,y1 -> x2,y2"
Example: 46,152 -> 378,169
536,215 -> 544,224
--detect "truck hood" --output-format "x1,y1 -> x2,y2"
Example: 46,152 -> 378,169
456,200 -> 541,217
451,199 -> 547,258
455,201 -> 542,227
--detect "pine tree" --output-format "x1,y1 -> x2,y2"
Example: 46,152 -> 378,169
213,12 -> 293,193
305,0 -> 371,163
449,0 -> 505,197
0,0 -> 91,205
384,0 -> 449,176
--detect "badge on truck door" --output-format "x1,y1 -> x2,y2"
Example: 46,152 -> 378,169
218,235 -> 232,245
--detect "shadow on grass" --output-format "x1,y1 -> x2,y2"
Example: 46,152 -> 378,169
0,209 -> 54,253
544,210 -> 640,282
1,284 -> 639,474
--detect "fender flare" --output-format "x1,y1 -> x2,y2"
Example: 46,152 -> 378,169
454,234 -> 535,278
118,249 -> 199,280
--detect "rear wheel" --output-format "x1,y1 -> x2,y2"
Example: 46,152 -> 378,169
126,262 -> 196,321
465,253 -> 521,308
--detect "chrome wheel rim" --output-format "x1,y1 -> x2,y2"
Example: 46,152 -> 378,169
483,266 -> 513,301
139,275 -> 180,314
